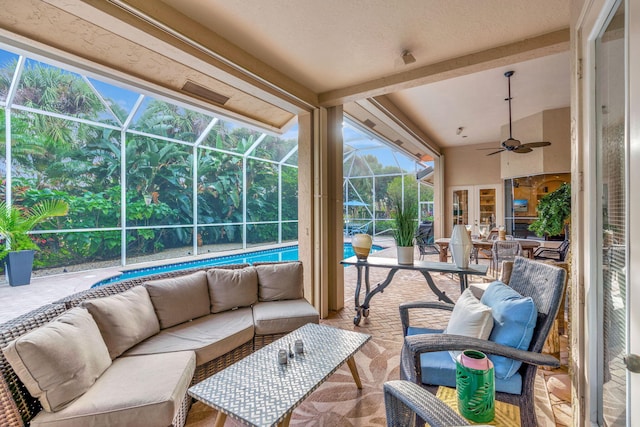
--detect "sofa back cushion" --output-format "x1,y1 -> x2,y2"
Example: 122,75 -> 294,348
82,286 -> 160,359
206,267 -> 258,313
145,270 -> 210,328
256,262 -> 303,301
480,280 -> 537,379
2,307 -> 112,412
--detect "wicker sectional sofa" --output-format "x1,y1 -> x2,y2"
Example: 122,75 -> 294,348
0,261 -> 319,427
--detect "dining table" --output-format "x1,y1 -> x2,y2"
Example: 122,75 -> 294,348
434,237 -> 541,263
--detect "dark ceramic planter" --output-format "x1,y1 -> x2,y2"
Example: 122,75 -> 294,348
5,250 -> 35,286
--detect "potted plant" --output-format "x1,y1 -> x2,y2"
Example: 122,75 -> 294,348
529,183 -> 571,238
392,200 -> 417,264
0,200 -> 69,286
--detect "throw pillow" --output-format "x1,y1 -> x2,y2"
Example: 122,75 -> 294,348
206,266 -> 258,313
82,286 -> 160,359
480,280 -> 538,379
145,270 -> 210,328
2,307 -> 111,412
445,288 -> 494,361
256,262 -> 303,301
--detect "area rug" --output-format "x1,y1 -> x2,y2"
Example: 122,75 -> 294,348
185,335 -> 556,426
185,338 -> 400,426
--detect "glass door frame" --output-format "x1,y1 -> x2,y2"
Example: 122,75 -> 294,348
577,0 -> 639,423
448,184 -> 503,235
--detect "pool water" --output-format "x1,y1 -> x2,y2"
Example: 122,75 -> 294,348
92,243 -> 382,287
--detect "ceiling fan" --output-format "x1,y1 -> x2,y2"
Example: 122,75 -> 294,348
484,70 -> 551,156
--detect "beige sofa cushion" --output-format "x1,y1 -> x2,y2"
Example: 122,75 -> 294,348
145,270 -> 210,328
252,299 -> 319,335
124,309 -> 254,366
206,267 -> 258,313
2,308 -> 111,412
82,286 -> 160,359
256,262 -> 304,301
30,351 -> 195,427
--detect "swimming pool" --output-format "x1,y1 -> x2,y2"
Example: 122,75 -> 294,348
91,243 -> 383,287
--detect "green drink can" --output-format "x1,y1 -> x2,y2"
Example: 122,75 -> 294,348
456,349 -> 495,423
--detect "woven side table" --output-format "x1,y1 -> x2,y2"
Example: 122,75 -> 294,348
436,386 -> 521,427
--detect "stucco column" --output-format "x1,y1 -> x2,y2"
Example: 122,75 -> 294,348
297,107 -> 344,318
323,106 -> 345,312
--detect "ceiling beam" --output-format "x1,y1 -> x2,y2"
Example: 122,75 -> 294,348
318,29 -> 570,107
356,96 -> 442,157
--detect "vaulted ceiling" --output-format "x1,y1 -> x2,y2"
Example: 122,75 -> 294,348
0,0 -> 571,159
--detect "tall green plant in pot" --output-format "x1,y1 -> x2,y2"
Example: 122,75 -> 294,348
529,183 -> 571,239
0,200 -> 69,286
393,200 -> 417,265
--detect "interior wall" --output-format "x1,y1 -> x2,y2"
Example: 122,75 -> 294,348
543,107 -> 573,173
442,142 -> 502,234
501,107 -> 571,178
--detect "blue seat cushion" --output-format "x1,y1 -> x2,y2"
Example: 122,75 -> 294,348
407,327 -> 522,394
480,281 -> 537,379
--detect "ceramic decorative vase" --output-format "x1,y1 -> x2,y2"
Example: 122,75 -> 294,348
351,233 -> 373,261
450,224 -> 472,268
456,350 -> 495,423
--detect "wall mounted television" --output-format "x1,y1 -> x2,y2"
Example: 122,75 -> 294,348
513,199 -> 528,212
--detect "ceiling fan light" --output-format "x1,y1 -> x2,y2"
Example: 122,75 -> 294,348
502,137 -> 521,149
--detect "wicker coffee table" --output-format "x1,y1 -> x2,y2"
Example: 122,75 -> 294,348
188,323 -> 371,427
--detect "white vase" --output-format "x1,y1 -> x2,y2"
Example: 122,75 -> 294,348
450,224 -> 472,268
351,233 -> 373,261
397,246 -> 414,265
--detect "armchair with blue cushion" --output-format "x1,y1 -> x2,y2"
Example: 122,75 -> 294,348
398,256 -> 566,427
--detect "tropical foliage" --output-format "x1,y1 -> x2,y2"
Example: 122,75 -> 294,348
0,200 -> 69,260
392,200 -> 418,247
529,183 -> 571,237
0,56 -> 298,270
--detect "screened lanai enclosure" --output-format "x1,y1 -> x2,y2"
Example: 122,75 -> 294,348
343,122 -> 434,238
0,45 -> 434,275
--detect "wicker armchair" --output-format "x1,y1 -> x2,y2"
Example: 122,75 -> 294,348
399,257 -> 566,427
384,380 -> 469,427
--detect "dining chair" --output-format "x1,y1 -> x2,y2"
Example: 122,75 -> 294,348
491,240 -> 521,276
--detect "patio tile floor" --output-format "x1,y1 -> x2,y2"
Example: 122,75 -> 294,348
0,242 -> 572,425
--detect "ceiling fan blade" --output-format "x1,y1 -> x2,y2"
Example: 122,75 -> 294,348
476,147 -> 503,150
521,141 -> 551,148
486,149 -> 505,156
514,146 -> 533,154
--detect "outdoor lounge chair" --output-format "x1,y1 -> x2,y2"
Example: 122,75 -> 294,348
415,221 -> 438,259
398,257 -> 566,427
533,239 -> 570,262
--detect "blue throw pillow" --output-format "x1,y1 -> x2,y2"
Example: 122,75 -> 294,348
480,281 -> 537,379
